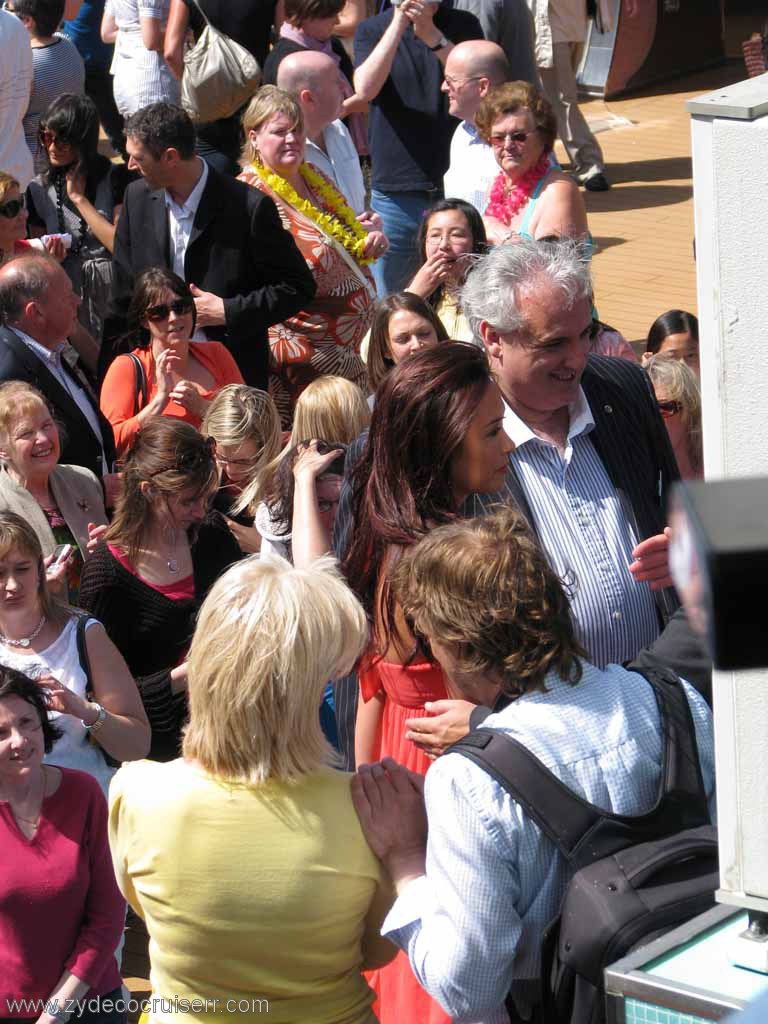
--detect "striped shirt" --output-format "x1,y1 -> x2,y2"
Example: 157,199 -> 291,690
476,388 -> 659,668
23,35 -> 85,176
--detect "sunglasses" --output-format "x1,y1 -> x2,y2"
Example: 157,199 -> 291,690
490,129 -> 536,148
145,298 -> 195,322
657,400 -> 682,418
38,128 -> 74,149
0,195 -> 25,219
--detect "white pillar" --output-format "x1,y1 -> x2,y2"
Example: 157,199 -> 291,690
688,76 -> 768,914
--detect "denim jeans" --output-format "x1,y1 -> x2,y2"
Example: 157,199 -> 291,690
370,188 -> 440,296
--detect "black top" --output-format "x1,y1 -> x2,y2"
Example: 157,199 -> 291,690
354,6 -> 483,192
79,513 -> 242,761
183,0 -> 276,65
263,35 -> 355,90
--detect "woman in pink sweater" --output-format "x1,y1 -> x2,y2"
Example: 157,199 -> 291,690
0,667 -> 125,1022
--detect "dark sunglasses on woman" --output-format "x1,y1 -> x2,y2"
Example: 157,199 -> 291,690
657,399 -> 682,418
145,298 -> 195,322
0,195 -> 25,219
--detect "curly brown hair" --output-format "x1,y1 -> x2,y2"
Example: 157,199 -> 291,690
391,505 -> 585,696
475,81 -> 557,154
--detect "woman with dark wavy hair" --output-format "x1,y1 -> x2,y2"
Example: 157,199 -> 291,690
27,93 -> 131,339
342,341 -> 513,1024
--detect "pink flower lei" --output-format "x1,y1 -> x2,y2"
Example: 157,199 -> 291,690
485,153 -> 552,227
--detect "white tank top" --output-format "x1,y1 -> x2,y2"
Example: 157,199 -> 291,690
0,617 -> 115,797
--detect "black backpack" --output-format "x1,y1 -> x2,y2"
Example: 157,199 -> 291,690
448,666 -> 718,1024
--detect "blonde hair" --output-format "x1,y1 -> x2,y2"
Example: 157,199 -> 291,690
240,86 -> 304,167
645,354 -> 703,475
202,385 -> 282,514
0,381 -> 56,467
290,376 -> 370,447
0,511 -> 70,625
183,553 -> 367,783
0,171 -> 20,205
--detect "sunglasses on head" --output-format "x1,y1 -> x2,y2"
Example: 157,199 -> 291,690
146,435 -> 217,477
145,297 -> 195,322
0,195 -> 25,219
657,399 -> 682,418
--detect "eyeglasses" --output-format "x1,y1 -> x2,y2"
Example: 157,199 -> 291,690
490,129 -> 537,148
145,298 -> 195,322
657,400 -> 682,418
0,195 -> 25,219
38,128 -> 73,149
215,450 -> 263,470
443,74 -> 483,88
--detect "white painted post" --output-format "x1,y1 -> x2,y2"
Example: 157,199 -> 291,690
688,75 -> 768,918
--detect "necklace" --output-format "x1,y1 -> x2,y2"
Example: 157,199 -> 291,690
485,153 -> 551,227
249,162 -> 374,266
0,613 -> 46,648
53,171 -> 87,257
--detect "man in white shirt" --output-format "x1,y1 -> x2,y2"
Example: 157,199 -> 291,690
528,0 -> 609,190
442,40 -> 510,212
0,8 -> 33,189
277,50 -> 368,217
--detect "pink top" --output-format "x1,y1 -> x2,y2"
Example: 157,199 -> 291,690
107,543 -> 195,601
0,768 -> 124,1009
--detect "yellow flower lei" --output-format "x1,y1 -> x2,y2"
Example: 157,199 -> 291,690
250,161 -> 374,266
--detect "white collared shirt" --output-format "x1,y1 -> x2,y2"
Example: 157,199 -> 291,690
305,120 -> 366,216
12,327 -> 106,469
443,120 -> 501,213
496,387 -> 659,667
164,156 -> 209,278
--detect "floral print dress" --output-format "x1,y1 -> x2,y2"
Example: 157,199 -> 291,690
239,166 -> 374,427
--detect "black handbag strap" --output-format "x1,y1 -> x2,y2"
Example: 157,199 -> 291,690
75,613 -> 95,700
447,666 -> 709,868
128,352 -> 148,416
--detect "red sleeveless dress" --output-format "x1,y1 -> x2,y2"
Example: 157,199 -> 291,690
359,657 -> 450,1024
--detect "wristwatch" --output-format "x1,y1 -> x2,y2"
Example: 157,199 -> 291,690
84,702 -> 107,734
48,1009 -> 73,1024
429,34 -> 449,51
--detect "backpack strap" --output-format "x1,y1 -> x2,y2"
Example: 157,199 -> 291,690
127,352 -> 148,416
448,666 -> 708,866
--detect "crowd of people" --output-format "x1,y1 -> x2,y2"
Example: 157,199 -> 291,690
0,1 -> 714,1023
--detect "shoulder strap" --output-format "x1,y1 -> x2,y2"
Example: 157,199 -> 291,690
448,667 -> 708,866
518,175 -> 548,236
189,0 -> 213,29
127,352 -> 148,416
75,613 -> 95,701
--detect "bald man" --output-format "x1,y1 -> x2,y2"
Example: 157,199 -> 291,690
442,40 -> 510,211
277,50 -> 366,216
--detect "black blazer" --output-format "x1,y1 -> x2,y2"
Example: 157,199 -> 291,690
0,325 -> 116,477
101,164 -> 317,388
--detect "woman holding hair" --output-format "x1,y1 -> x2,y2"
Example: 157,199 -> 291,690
239,87 -> 386,427
477,81 -> 589,247
79,418 -> 241,761
0,381 -> 108,602
202,384 -> 283,554
27,94 -> 130,340
0,667 -> 126,1021
342,341 -> 514,1024
365,293 -> 448,398
405,198 -> 487,341
645,354 -> 703,481
108,554 -> 396,1021
0,512 -> 149,795
644,309 -> 700,375
100,267 -> 244,454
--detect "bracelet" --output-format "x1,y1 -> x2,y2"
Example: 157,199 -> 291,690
84,702 -> 107,734
429,34 -> 449,51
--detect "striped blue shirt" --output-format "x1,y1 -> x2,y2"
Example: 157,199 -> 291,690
382,664 -> 716,1023
476,389 -> 659,668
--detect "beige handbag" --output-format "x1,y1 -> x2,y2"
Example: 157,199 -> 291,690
181,0 -> 262,124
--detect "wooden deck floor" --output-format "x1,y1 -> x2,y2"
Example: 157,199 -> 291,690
572,61 -> 747,344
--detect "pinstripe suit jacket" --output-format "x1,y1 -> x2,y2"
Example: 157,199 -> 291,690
332,354 -> 681,768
